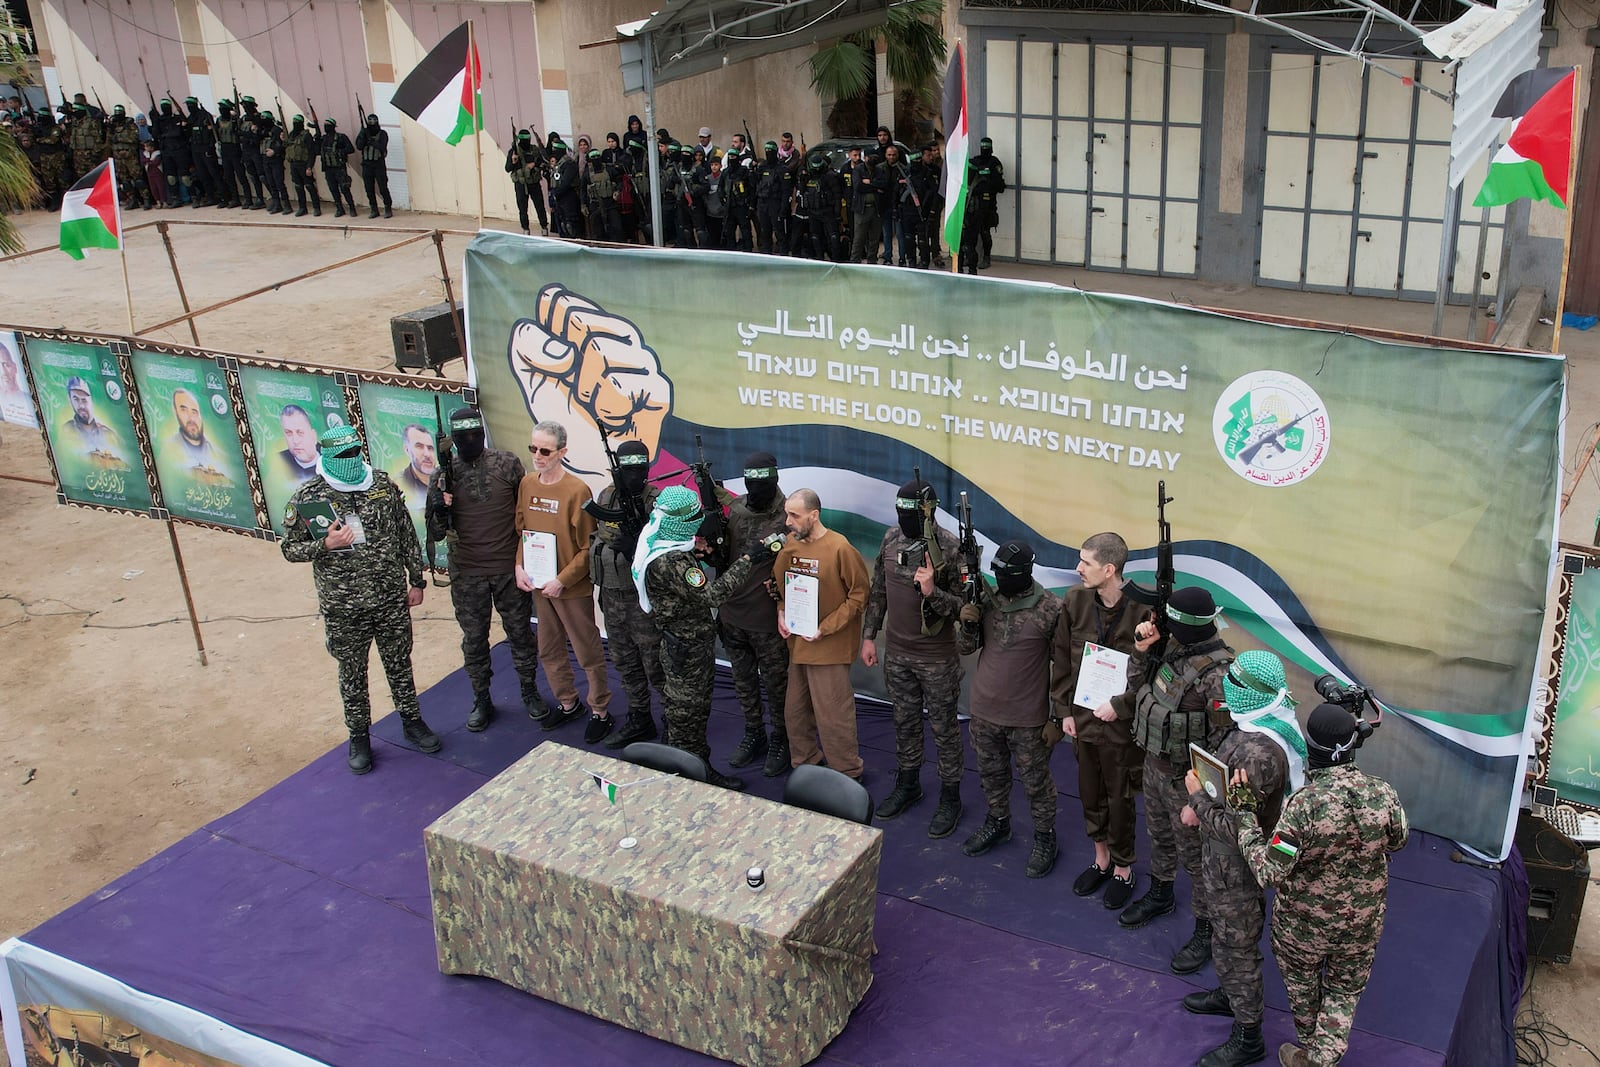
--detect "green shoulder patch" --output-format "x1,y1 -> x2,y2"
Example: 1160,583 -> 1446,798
283,503 -> 298,527
684,566 -> 707,588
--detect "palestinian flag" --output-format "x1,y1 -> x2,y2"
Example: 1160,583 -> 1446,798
591,774 -> 619,804
1473,67 -> 1577,209
59,160 -> 121,261
1269,831 -> 1300,859
940,43 -> 970,252
391,21 -> 482,146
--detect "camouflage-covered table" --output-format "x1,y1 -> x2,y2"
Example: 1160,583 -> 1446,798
424,742 -> 883,1067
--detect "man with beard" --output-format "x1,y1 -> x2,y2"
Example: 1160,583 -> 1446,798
165,388 -> 225,469
58,376 -> 119,455
393,423 -> 437,513
719,452 -> 791,775
426,407 -> 546,731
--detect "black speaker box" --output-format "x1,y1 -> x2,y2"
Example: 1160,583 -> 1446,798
1515,810 -> 1590,964
390,302 -> 462,372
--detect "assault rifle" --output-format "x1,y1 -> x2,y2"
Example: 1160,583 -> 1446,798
690,434 -> 726,564
1124,480 -> 1176,669
355,95 -> 367,130
424,393 -> 455,586
957,491 -> 982,646
1239,408 -> 1320,466
581,425 -> 652,558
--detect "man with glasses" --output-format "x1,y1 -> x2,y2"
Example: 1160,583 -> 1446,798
515,419 -> 613,739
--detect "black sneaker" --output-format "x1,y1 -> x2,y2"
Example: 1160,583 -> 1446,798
583,713 -> 614,743
1103,872 -> 1136,910
1072,863 -> 1112,897
542,700 -> 586,732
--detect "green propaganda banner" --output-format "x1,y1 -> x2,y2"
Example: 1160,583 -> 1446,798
1551,562 -> 1600,810
356,381 -> 447,569
463,235 -> 1564,858
239,365 -> 348,537
130,349 -> 255,530
27,337 -> 153,513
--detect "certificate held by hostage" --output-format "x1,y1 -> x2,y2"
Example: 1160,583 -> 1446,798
785,572 -> 820,639
522,530 -> 558,586
1072,642 -> 1131,711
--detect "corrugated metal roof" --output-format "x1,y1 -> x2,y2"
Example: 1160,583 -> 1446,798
1424,0 -> 1545,188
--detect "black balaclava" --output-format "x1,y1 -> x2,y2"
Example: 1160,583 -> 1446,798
185,96 -> 200,115
365,114 -> 379,128
743,451 -> 779,510
293,114 -> 305,130
615,439 -> 650,495
894,478 -> 933,539
991,540 -> 1036,598
448,407 -> 486,462
160,100 -> 173,116
764,140 -> 778,164
1306,703 -> 1362,769
1166,586 -> 1220,646
324,118 -> 336,134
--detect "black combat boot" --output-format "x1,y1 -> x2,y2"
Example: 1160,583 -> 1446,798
583,712 -> 615,743
603,708 -> 657,749
347,732 -> 373,775
960,815 -> 1011,857
1118,877 -> 1176,929
333,203 -> 345,218
294,205 -> 308,217
1197,1022 -> 1265,1067
311,194 -> 322,217
402,716 -> 442,753
1183,986 -> 1233,1017
1025,830 -> 1059,878
542,698 -> 586,732
762,731 -> 791,777
928,781 -> 963,839
383,206 -> 393,218
466,690 -> 493,732
522,681 -> 550,721
874,769 -> 923,820
728,727 -> 767,768
368,206 -> 380,219
705,762 -> 747,791
1171,918 -> 1214,974
266,197 -> 282,215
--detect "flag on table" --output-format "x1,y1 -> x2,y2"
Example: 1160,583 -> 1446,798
1473,67 -> 1578,209
391,21 -> 483,146
591,774 -> 619,804
940,43 -> 970,253
59,159 -> 121,261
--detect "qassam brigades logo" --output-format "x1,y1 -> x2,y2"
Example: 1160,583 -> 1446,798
1212,371 -> 1330,486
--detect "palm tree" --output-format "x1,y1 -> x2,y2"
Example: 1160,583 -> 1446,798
0,2 -> 39,253
808,0 -> 947,139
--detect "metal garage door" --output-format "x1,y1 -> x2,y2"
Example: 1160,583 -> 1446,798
1257,48 -> 1506,300
984,37 -> 1206,275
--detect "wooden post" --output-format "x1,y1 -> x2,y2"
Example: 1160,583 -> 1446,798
117,161 -> 136,334
155,220 -> 202,345
470,19 -> 485,232
165,520 -> 209,666
433,229 -> 466,378
1551,66 -> 1584,357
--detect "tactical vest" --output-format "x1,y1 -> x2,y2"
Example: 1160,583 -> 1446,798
109,122 -> 139,153
321,136 -> 349,169
238,116 -> 261,150
361,130 -> 384,163
756,166 -> 780,200
189,115 -> 216,150
70,121 -> 101,153
588,167 -> 615,201
217,117 -> 239,146
1132,645 -> 1232,762
801,177 -> 825,214
285,130 -> 311,162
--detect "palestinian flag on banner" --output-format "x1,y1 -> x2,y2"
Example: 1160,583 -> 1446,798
59,159 -> 121,261
391,21 -> 482,145
591,774 -> 619,804
1473,67 -> 1578,209
940,43 -> 969,252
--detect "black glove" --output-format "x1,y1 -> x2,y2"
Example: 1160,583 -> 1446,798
745,532 -> 784,567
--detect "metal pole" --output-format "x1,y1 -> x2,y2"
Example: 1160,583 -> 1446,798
165,520 -> 209,666
643,30 -> 664,248
432,229 -> 466,378
1466,203 -> 1490,341
470,19 -> 485,232
156,220 -> 202,345
1431,181 -> 1460,337
1550,65 -> 1584,357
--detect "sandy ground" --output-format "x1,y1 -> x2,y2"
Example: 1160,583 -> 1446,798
1,204 -> 1596,1064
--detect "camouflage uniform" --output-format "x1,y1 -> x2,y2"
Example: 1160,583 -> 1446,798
281,471 -> 428,732
106,116 -> 143,206
643,550 -> 755,760
720,490 -> 790,745
591,483 -> 665,718
862,525 -> 965,783
1239,764 -> 1408,1065
1189,728 -> 1287,1028
425,448 -> 538,699
32,123 -> 72,208
1131,638 -> 1233,918
957,580 -> 1063,833
68,111 -> 107,178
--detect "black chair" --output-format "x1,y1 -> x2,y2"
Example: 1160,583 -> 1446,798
783,764 -> 873,825
621,741 -> 709,783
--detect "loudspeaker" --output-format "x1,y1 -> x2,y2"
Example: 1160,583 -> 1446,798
1515,810 -> 1590,963
390,302 -> 462,372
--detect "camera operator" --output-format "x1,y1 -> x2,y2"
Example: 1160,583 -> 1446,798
1230,701 -> 1408,1067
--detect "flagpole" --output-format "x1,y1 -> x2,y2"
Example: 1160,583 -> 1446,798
470,19 -> 484,232
1550,64 -> 1583,357
113,159 -> 135,333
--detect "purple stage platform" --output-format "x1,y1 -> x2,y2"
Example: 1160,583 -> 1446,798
20,642 -> 1524,1066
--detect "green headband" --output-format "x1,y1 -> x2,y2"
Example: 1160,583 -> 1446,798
1166,602 -> 1220,626
618,453 -> 650,467
744,466 -> 777,479
449,416 -> 483,430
